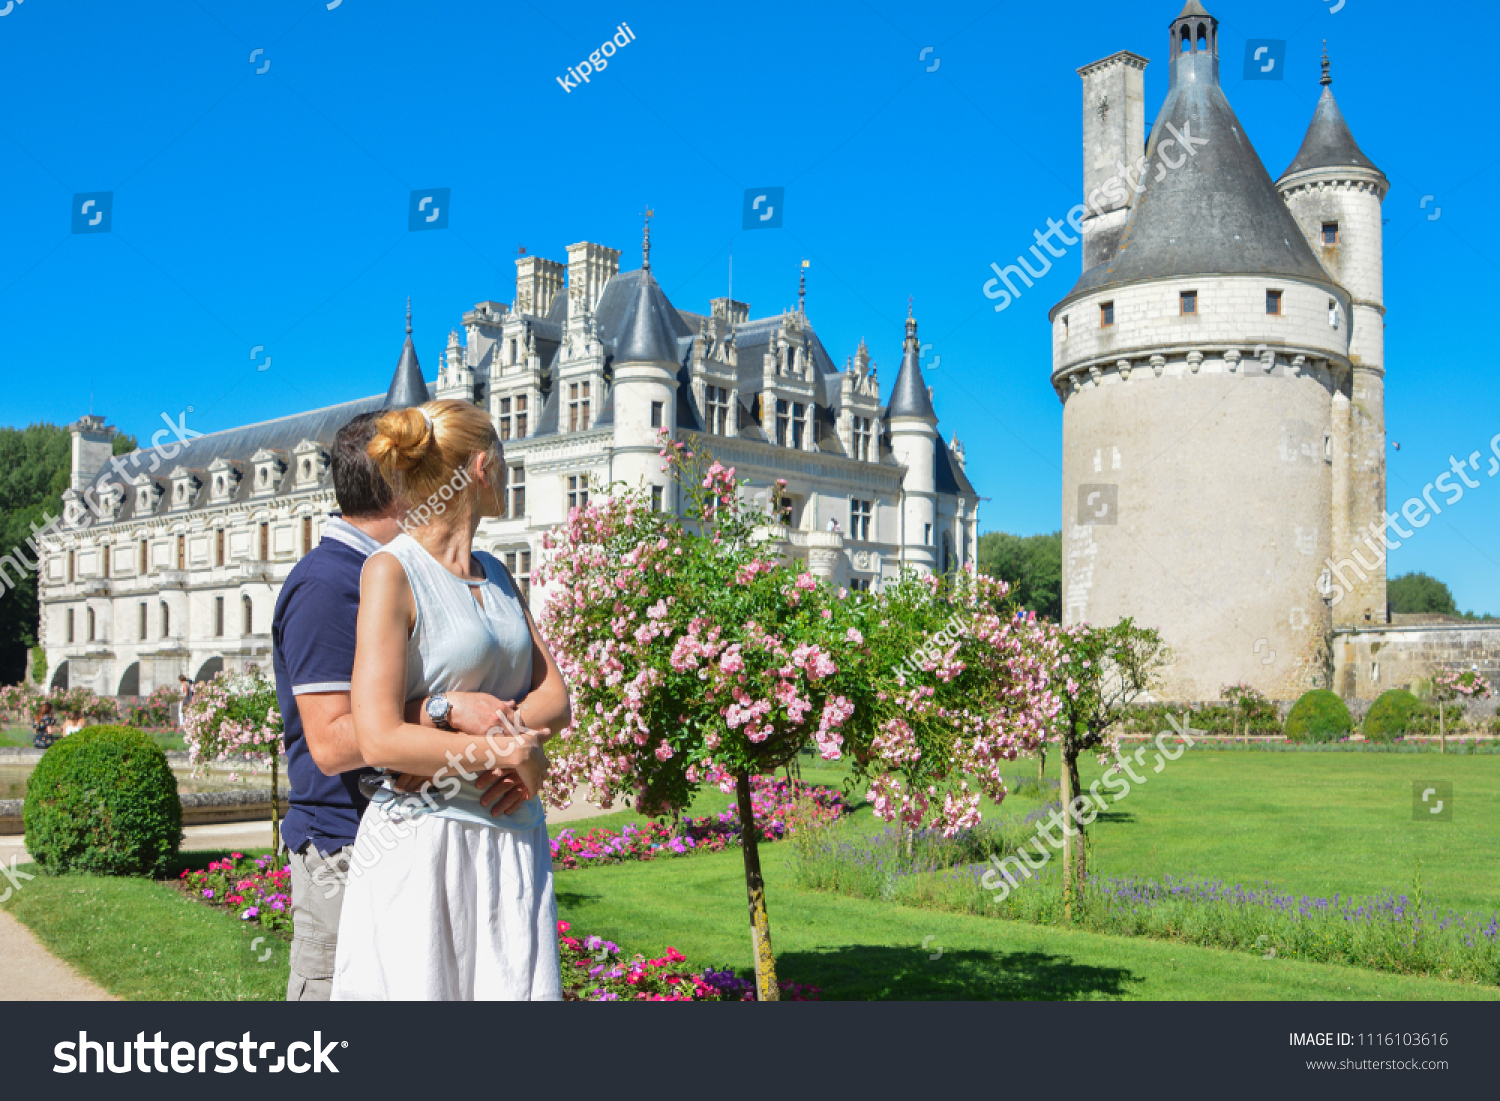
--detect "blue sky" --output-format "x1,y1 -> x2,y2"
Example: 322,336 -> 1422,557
2,0 -> 1497,613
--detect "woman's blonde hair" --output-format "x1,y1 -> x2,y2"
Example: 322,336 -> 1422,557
367,400 -> 501,521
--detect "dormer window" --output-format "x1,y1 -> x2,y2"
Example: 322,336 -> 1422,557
1322,222 -> 1339,245
293,440 -> 328,489
706,386 -> 733,435
168,466 -> 200,511
207,459 -> 242,503
567,382 -> 591,433
250,449 -> 287,497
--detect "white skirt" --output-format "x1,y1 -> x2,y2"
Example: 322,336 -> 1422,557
330,803 -> 562,1001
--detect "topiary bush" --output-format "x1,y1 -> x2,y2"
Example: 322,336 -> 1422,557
1284,689 -> 1353,744
1362,688 -> 1426,743
23,725 -> 182,877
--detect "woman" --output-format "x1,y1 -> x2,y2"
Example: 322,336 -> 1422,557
32,701 -> 59,749
332,399 -> 571,1001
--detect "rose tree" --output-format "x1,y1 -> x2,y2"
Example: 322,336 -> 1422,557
1430,668 -> 1493,753
181,665 -> 285,863
535,433 -> 1061,999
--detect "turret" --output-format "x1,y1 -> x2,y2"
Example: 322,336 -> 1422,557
886,304 -> 938,573
609,217 -> 681,507
383,300 -> 429,410
436,328 -> 476,402
1278,49 -> 1389,630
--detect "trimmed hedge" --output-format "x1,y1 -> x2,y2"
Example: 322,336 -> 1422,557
1362,689 -> 1426,743
1284,689 -> 1353,744
23,725 -> 182,877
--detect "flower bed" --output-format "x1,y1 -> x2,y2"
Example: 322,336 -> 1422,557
178,853 -> 292,932
558,920 -> 820,1001
551,774 -> 846,870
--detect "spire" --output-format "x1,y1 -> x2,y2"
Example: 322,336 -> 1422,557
887,301 -> 936,422
383,298 -> 428,409
1281,59 -> 1383,179
614,270 -> 680,364
641,207 -> 653,272
798,259 -> 808,315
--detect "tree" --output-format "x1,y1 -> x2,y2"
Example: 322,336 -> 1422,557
0,424 -> 70,685
182,665 -> 284,863
1049,619 -> 1169,914
1429,668 -> 1493,754
1221,682 -> 1277,743
536,434 -> 1060,999
977,531 -> 1062,621
1388,572 -> 1459,617
0,425 -> 137,684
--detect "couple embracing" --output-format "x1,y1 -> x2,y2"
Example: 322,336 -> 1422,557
272,399 -> 570,1001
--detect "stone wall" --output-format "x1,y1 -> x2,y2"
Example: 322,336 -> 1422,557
1334,623 -> 1500,701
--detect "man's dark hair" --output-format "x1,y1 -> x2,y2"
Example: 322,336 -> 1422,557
332,412 -> 395,518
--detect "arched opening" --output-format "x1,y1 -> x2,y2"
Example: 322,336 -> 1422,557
117,661 -> 140,697
194,656 -> 224,684
1180,27 -> 1191,52
50,660 -> 69,690
242,594 -> 254,635
942,531 -> 954,574
1197,25 -> 1207,51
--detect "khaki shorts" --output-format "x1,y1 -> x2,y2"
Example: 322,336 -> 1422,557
286,844 -> 352,1002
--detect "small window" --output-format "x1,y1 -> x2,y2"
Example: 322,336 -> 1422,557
651,485 -> 664,512
102,545 -> 110,579
86,608 -> 95,643
243,594 -> 254,635
650,401 -> 663,429
1266,290 -> 1283,316
302,517 -> 313,554
216,528 -> 225,566
176,535 -> 185,570
160,602 -> 170,638
68,550 -> 75,583
1100,302 -> 1115,327
509,464 -> 526,519
1322,222 -> 1338,246
140,539 -> 148,574
923,523 -> 932,546
67,608 -> 75,644
850,498 -> 872,541
214,597 -> 224,638
1061,315 -> 1069,340
138,602 -> 147,641
259,523 -> 270,560
1180,291 -> 1197,315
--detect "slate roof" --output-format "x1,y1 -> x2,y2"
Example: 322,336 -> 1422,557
935,437 -> 975,496
886,320 -> 937,421
1061,30 -> 1334,301
1281,85 -> 1383,178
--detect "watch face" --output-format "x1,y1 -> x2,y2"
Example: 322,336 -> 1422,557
427,696 -> 448,721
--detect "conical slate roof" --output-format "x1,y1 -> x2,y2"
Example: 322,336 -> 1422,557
1282,85 -> 1382,178
887,312 -> 936,421
384,304 -> 429,409
1063,33 -> 1333,299
611,270 -> 683,364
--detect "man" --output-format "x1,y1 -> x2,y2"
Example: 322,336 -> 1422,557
272,412 -> 540,1001
177,674 -> 194,728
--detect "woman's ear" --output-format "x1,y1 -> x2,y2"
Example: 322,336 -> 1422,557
468,450 -> 491,487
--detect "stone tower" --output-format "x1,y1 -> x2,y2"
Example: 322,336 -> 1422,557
886,305 -> 939,573
1051,0 -> 1364,699
1277,51 -> 1389,635
609,232 -> 681,505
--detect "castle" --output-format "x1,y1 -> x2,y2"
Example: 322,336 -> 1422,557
35,231 -> 976,698
1052,1 -> 1500,700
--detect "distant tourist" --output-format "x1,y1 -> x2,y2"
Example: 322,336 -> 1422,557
177,675 -> 194,728
32,701 -> 59,749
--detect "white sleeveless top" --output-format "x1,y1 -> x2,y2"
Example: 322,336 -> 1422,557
365,533 -> 544,832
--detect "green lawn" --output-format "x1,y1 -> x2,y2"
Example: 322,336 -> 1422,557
0,726 -> 186,751
5,748 -> 1496,1000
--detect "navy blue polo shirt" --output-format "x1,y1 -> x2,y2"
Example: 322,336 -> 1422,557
273,517 -> 382,855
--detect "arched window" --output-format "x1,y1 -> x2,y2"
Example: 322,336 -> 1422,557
87,607 -> 95,642
160,602 -> 170,638
242,594 -> 254,635
1180,27 -> 1191,52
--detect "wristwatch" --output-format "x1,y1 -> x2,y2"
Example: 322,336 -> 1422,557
425,694 -> 454,731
